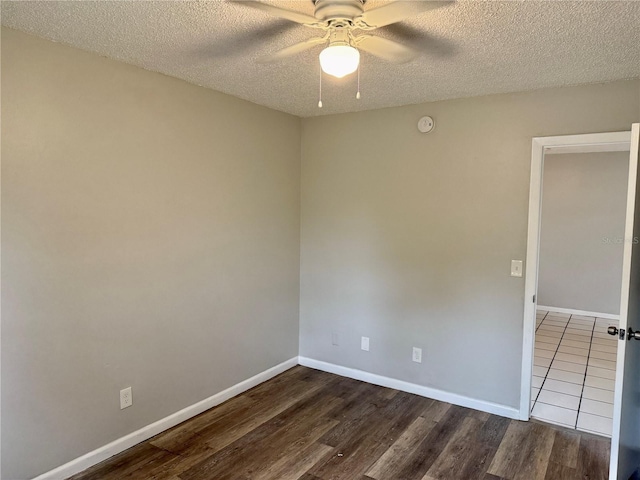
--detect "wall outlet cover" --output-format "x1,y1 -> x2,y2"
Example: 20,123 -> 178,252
412,347 -> 422,363
361,336 -> 370,351
120,387 -> 133,409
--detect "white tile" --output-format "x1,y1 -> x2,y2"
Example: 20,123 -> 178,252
563,333 -> 590,343
591,336 -> 618,346
561,339 -> 590,349
534,356 -> 552,368
590,350 -> 617,362
547,369 -> 585,385
550,360 -> 586,374
544,320 -> 569,327
532,376 -> 544,389
567,323 -> 593,331
564,328 -> 591,338
535,342 -> 557,352
591,343 -> 617,354
557,345 -> 589,357
585,375 -> 615,391
535,348 -> 555,359
554,352 -> 587,365
577,412 -> 613,437
542,378 -> 584,397
596,317 -> 614,323
593,332 -> 617,341
580,398 -> 614,418
533,365 -> 549,377
531,402 -> 577,428
537,325 -> 565,334
582,386 -> 615,404
537,389 -> 580,410
537,334 -> 562,343
587,366 -> 616,380
588,357 -> 616,371
569,317 -> 596,328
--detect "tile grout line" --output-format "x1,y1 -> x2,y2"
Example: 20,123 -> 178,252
532,311 -> 571,413
574,316 -> 597,429
531,310 -> 549,409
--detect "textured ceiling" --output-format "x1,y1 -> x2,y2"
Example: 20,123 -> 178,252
2,0 -> 639,117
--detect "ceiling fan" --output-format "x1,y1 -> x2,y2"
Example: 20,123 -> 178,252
234,0 -> 452,79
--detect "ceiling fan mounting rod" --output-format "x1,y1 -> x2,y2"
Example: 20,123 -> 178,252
327,26 -> 352,47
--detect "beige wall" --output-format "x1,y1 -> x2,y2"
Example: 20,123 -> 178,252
3,24 -> 640,480
538,151 -> 629,315
299,80 -> 640,409
1,28 -> 301,480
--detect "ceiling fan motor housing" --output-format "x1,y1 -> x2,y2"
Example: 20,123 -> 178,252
314,0 -> 364,23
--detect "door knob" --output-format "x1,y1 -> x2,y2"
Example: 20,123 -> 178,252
608,326 -> 619,336
628,327 -> 640,341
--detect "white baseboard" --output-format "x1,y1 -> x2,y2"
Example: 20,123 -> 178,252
32,357 -> 298,480
537,305 -> 620,320
298,357 -> 520,420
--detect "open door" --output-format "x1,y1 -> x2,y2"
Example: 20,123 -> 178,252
611,123 -> 640,480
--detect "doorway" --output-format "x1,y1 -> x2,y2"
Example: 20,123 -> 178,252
529,149 -> 629,436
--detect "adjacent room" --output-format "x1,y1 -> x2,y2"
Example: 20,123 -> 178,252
2,1 -> 640,480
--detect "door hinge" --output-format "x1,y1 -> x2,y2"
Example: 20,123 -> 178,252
533,295 -> 536,303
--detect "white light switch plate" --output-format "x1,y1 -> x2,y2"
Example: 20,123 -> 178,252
361,336 -> 370,351
511,260 -> 523,277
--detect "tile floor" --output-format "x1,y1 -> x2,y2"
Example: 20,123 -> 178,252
531,309 -> 618,437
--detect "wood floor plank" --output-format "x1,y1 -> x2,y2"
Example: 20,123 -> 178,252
488,421 -> 556,480
69,443 -> 178,480
365,416 -> 436,480
310,392 -> 431,479
475,414 -> 510,448
576,435 -> 610,480
544,461 -> 580,480
179,392 -> 342,480
251,442 -> 334,480
127,443 -> 217,480
394,405 -> 470,480
548,429 -> 581,469
196,378 -> 323,453
149,395 -> 254,454
511,423 -> 556,480
67,367 -> 611,480
423,416 -> 485,480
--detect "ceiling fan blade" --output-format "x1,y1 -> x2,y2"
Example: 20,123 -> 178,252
231,1 -> 321,26
355,35 -> 418,63
191,20 -> 296,60
383,24 -> 457,58
357,1 -> 451,28
259,37 -> 328,62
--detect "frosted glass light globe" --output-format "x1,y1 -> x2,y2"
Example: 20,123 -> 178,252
319,45 -> 360,78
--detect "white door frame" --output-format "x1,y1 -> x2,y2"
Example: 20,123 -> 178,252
519,131 -> 632,420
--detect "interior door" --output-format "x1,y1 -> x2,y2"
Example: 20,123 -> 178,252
611,123 -> 640,480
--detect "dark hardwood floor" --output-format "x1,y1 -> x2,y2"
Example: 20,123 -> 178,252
69,366 -> 610,480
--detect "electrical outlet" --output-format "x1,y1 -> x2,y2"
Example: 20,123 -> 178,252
412,347 -> 422,363
331,332 -> 339,346
361,336 -> 370,351
120,387 -> 133,409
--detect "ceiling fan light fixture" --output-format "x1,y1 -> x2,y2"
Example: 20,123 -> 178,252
319,44 -> 360,78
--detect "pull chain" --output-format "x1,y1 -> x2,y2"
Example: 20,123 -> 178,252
318,68 -> 323,108
356,64 -> 361,100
